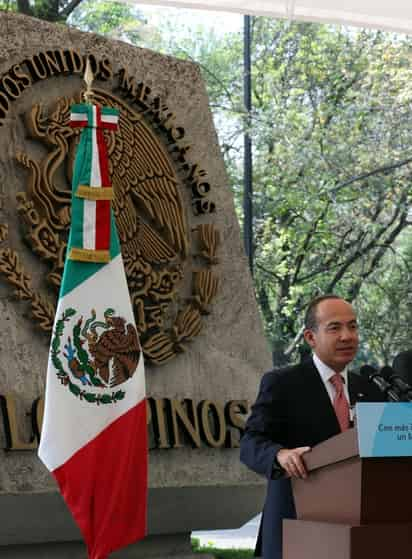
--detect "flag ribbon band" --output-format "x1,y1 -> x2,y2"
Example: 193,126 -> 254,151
68,247 -> 111,263
76,185 -> 114,201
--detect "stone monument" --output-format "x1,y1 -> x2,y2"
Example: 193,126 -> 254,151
0,11 -> 271,558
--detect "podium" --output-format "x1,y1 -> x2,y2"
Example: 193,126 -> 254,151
284,428 -> 412,559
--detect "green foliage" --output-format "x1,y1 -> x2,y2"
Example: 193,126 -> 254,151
144,17 -> 412,364
191,538 -> 254,559
69,0 -> 146,42
244,21 -> 412,362
0,2 -> 16,13
356,234 -> 412,365
2,0 -> 145,28
1,0 -> 78,21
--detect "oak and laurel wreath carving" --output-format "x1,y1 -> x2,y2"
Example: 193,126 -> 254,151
0,88 -> 220,365
51,308 -> 126,405
0,246 -> 55,331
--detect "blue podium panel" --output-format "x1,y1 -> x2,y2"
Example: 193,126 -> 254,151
356,402 -> 412,457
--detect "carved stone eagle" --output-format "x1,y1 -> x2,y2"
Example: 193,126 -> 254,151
10,87 -> 215,365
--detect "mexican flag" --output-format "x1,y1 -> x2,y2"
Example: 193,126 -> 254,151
38,103 -> 147,559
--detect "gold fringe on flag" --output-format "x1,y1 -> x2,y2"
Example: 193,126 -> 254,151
76,185 -> 114,201
69,247 -> 110,263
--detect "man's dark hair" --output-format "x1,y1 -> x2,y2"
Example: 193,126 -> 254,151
304,294 -> 344,331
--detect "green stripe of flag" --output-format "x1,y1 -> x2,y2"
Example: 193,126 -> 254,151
60,213 -> 121,298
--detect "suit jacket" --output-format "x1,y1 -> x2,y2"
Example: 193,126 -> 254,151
240,358 -> 385,559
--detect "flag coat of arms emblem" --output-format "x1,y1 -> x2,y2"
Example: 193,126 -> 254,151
38,102 -> 147,559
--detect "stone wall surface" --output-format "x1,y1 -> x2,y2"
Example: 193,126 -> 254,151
0,11 -> 271,548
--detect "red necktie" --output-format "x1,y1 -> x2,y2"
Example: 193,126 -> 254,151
329,373 -> 350,431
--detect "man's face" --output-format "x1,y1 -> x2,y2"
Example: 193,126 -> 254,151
303,299 -> 359,372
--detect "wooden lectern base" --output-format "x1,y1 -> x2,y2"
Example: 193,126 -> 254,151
283,519 -> 412,559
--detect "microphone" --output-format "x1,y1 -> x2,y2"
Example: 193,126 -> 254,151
359,365 -> 401,402
380,365 -> 412,401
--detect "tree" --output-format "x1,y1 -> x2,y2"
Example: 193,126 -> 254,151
69,0 -> 146,42
153,19 -> 412,365
0,0 -> 146,35
0,0 -> 84,21
242,21 -> 412,363
356,232 -> 412,366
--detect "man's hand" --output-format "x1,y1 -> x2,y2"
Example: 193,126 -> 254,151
276,447 -> 311,479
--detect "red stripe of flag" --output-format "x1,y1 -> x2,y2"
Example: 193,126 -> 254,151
70,115 -> 89,129
102,122 -> 118,130
53,400 -> 147,559
95,106 -> 112,251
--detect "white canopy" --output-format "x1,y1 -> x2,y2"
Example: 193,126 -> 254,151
130,0 -> 412,34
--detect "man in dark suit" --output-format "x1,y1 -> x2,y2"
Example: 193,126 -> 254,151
240,295 -> 384,559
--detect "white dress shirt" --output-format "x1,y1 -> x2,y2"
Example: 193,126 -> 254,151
312,353 -> 350,406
